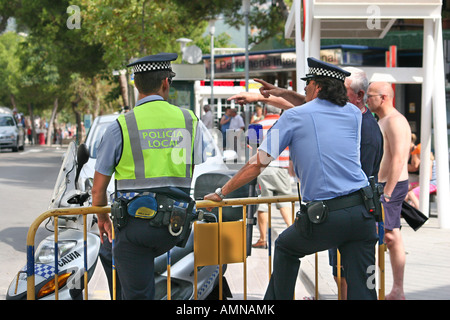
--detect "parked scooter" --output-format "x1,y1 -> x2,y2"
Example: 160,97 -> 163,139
6,142 -> 99,300
6,142 -> 232,300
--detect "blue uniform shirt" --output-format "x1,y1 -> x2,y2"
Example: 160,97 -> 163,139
259,98 -> 368,202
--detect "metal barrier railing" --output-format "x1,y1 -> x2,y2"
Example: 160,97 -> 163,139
195,195 -> 386,300
25,206 -> 111,300
25,196 -> 385,300
194,195 -> 298,300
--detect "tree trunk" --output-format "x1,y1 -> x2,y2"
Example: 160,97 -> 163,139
10,94 -> 17,111
27,103 -> 38,145
118,71 -> 129,107
92,77 -> 100,118
46,97 -> 58,146
71,95 -> 82,145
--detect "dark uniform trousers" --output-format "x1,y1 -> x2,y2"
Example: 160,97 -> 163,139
264,203 -> 378,300
114,216 -> 180,300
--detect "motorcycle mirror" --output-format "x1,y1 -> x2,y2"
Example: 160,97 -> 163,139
75,143 -> 90,184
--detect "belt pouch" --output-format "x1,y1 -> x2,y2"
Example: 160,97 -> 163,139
111,199 -> 128,229
151,194 -> 175,227
360,185 -> 376,213
127,195 -> 158,219
295,205 -> 312,238
369,176 -> 384,222
306,201 -> 328,224
170,206 -> 187,234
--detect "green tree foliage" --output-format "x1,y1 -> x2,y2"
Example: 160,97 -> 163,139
14,0 -> 106,78
173,0 -> 293,46
80,0 -> 208,69
0,32 -> 23,108
1,0 -> 291,129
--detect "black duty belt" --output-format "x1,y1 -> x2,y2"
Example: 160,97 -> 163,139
322,190 -> 364,212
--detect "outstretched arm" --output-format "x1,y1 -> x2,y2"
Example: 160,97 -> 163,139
228,91 -> 295,110
204,150 -> 273,202
255,78 -> 305,107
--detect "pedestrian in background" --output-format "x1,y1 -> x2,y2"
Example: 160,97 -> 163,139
220,107 -> 232,149
250,104 -> 264,123
201,104 -> 213,129
367,81 -> 411,300
252,105 -> 292,249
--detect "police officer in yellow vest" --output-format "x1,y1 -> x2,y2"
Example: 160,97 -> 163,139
92,52 -> 204,300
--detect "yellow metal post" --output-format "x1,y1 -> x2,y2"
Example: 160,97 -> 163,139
194,221 -> 198,300
268,204 -> 272,277
83,214 -> 88,300
218,206 -> 223,300
315,252 -> 319,300
291,202 -> 295,225
54,216 -> 59,300
112,225 -> 116,300
167,251 -> 171,300
378,204 -> 386,300
242,205 -> 247,300
291,201 -> 296,300
337,249 -> 341,300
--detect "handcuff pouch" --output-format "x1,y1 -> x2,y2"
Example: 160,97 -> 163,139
306,201 -> 329,224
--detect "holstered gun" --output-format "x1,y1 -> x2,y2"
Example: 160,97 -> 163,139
364,176 -> 384,222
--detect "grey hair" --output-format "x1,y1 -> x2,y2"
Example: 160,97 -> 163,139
265,104 -> 281,114
343,67 -> 369,103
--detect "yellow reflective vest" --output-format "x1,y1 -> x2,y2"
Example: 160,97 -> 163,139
115,100 -> 198,190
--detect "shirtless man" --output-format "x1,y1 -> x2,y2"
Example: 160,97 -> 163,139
367,81 -> 411,300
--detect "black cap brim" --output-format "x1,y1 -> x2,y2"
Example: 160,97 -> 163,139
300,74 -> 315,81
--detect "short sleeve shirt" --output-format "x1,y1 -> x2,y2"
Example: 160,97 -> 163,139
259,98 -> 368,202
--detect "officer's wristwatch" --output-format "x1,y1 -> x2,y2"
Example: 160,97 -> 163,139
215,187 -> 226,200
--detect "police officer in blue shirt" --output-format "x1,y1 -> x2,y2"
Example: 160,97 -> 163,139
205,57 -> 379,300
92,52 -> 204,300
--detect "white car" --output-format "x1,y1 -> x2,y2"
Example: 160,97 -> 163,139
79,113 -> 232,197
0,113 -> 25,152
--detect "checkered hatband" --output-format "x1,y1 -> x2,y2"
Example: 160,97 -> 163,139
132,61 -> 171,73
308,67 -> 346,81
